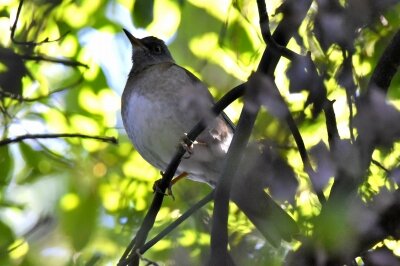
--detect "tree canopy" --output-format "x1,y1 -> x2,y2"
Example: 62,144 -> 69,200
1,0 -> 400,265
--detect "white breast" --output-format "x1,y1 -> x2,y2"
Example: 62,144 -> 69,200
122,88 -> 186,170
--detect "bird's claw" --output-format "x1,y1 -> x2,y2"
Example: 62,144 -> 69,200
181,134 -> 193,159
152,174 -> 175,200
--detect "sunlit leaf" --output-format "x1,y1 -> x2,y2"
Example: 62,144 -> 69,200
18,142 -> 42,183
60,191 -> 100,250
220,20 -> 254,54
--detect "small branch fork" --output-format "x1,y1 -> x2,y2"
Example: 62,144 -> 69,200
9,0 -> 87,68
11,0 -> 69,46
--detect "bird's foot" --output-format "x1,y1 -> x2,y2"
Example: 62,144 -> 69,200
152,171 -> 189,200
180,134 -> 193,159
153,172 -> 175,199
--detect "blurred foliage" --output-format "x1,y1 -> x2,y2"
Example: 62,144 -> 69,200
0,0 -> 399,265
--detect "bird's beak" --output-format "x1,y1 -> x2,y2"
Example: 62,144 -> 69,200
123,29 -> 144,48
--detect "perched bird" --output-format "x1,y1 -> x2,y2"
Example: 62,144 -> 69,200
121,29 -> 297,246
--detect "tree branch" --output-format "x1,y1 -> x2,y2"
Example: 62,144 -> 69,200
21,54 -> 89,69
368,30 -> 400,94
0,133 -> 117,146
257,0 -> 326,203
209,79 -> 259,266
323,99 -> 340,151
140,191 -> 214,254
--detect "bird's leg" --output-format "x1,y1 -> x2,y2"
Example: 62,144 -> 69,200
152,171 -> 188,200
153,135 -> 192,199
171,172 -> 188,185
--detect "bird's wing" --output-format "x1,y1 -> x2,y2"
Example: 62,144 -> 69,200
180,66 -> 233,139
180,63 -> 237,131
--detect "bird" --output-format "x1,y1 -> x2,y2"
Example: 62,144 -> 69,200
121,29 -> 298,246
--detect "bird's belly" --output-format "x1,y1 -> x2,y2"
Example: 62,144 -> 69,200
122,93 -> 187,170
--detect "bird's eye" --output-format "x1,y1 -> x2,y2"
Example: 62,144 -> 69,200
153,45 -> 162,54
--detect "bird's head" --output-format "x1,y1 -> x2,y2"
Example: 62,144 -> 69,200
123,29 -> 174,74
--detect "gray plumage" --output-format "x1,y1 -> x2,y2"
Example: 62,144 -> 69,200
121,33 -> 233,185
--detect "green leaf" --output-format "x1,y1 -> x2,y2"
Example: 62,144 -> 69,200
0,146 -> 13,186
133,0 -> 154,28
19,142 -> 42,183
0,220 -> 14,247
61,192 -> 99,250
0,9 -> 9,18
221,20 -> 254,53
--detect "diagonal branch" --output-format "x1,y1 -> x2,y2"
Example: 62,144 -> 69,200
209,76 -> 260,266
368,30 -> 400,94
139,191 -> 214,254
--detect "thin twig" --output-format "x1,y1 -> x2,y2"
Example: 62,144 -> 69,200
0,133 -> 117,146
284,111 -> 326,204
140,191 -> 214,254
257,0 -> 298,60
346,90 -> 356,143
323,99 -> 340,150
10,0 -> 70,46
24,75 -> 83,102
21,54 -> 88,68
371,159 -> 390,173
0,75 -> 83,102
10,0 -> 24,44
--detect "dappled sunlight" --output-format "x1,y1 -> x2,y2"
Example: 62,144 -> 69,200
60,193 -> 80,211
189,33 -> 253,80
1,0 -> 400,265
